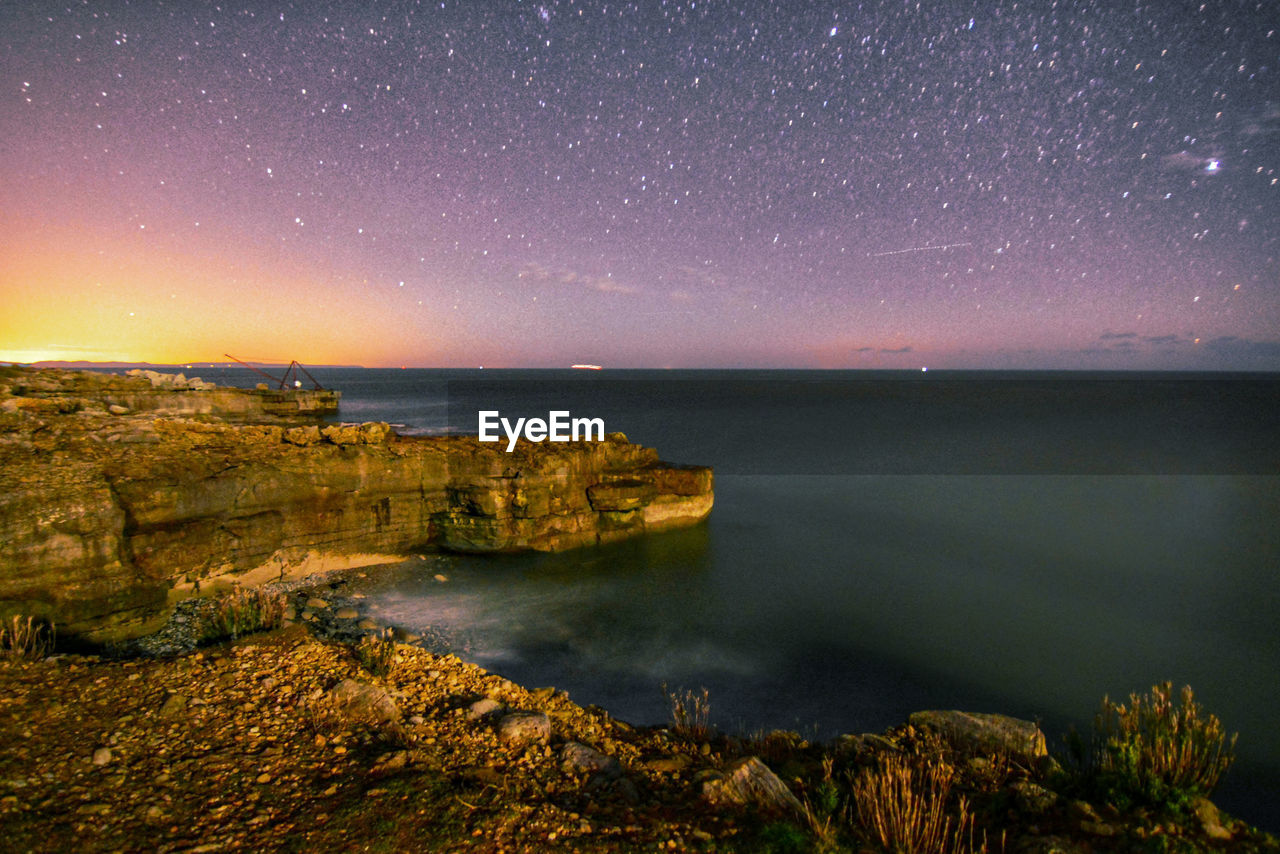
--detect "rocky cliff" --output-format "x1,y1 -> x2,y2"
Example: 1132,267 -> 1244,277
0,368 -> 713,642
0,365 -> 340,420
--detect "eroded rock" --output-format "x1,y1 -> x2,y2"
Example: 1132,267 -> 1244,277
907,710 -> 1048,763
0,367 -> 713,642
699,757 -> 802,815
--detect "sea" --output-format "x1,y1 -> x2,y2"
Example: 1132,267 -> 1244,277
181,367 -> 1280,828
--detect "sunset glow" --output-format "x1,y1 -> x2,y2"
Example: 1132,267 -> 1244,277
2,2 -> 1277,369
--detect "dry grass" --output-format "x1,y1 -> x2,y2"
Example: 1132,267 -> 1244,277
304,691 -> 347,737
850,753 -> 984,854
1087,682 -> 1236,809
0,615 -> 55,660
356,629 -> 398,678
201,587 -> 287,643
662,683 -> 713,741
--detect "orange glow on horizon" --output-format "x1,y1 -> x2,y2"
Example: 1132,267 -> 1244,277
0,217 -> 451,368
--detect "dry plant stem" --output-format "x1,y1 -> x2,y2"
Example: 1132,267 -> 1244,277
662,683 -> 712,741
0,615 -> 55,660
204,588 -> 287,642
851,753 -> 983,854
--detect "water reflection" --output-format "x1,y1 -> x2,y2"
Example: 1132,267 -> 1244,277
366,474 -> 1280,828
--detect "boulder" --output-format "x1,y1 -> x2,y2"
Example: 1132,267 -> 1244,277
907,710 -> 1047,763
359,421 -> 392,444
328,679 -> 400,725
699,757 -> 802,815
560,742 -> 622,780
284,425 -> 322,446
497,711 -> 551,747
467,698 -> 503,720
321,424 -> 362,445
1193,797 -> 1234,841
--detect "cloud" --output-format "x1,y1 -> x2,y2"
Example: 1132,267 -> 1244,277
880,346 -> 913,354
1159,150 -> 1222,173
1241,102 -> 1280,138
675,265 -> 729,290
1203,336 -> 1280,360
590,277 -> 635,294
1073,331 -> 1280,369
1143,334 -> 1182,347
517,262 -> 635,295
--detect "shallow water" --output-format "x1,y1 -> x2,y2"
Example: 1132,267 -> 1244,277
177,366 -> 1280,827
366,474 -> 1280,828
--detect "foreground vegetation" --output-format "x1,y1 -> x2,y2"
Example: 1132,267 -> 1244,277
0,608 -> 1275,852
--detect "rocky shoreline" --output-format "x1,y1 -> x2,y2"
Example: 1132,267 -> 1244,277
0,367 -> 713,642
2,367 -> 1276,851
4,602 -> 1277,853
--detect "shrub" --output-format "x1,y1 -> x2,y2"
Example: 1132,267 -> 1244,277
799,757 -> 845,853
1084,682 -> 1236,811
0,615 -> 55,660
356,629 -> 398,678
201,587 -> 287,643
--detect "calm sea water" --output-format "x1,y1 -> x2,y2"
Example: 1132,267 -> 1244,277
194,367 -> 1280,828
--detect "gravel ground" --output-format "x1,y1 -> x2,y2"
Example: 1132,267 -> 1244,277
0,622 -> 755,853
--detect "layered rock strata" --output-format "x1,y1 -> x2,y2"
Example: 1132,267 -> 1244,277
0,366 -> 339,420
0,368 -> 713,642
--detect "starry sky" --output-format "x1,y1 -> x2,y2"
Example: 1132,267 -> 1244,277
2,0 -> 1278,369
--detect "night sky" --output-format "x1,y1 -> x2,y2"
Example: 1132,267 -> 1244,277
3,1 -> 1277,369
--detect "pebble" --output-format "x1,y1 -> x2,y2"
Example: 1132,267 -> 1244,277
334,607 -> 359,620
560,742 -> 622,779
497,711 -> 552,747
158,692 -> 188,719
304,597 -> 329,610
467,698 -> 503,720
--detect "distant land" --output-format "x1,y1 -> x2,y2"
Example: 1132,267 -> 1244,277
13,360 -> 366,370
5,361 -> 1278,377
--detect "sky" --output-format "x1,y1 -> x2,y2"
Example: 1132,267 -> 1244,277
1,0 -> 1277,369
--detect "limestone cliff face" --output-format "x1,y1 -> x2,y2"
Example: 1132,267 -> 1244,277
0,369 -> 713,642
0,366 -> 339,420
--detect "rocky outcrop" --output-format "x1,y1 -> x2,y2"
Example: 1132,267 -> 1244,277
0,366 -> 339,420
0,368 -> 713,642
907,710 -> 1049,764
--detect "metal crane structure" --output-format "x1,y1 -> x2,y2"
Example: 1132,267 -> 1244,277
224,354 -> 326,390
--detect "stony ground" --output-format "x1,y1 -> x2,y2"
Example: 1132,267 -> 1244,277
0,623 -> 766,853
3,606 -> 1278,853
